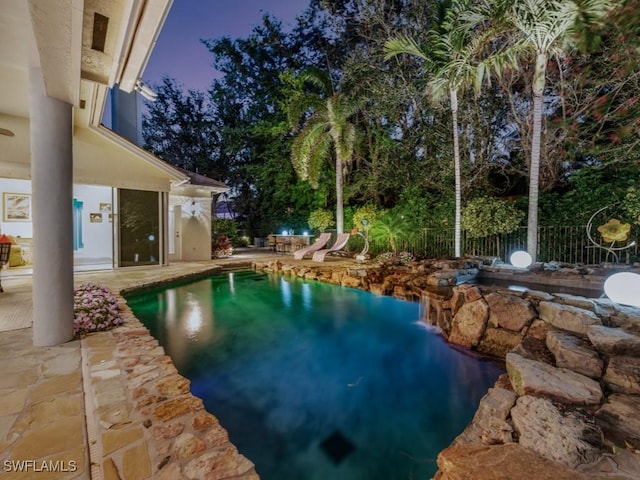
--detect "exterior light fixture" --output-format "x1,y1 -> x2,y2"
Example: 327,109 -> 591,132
604,272 -> 640,307
190,200 -> 197,217
510,251 -> 532,268
281,230 -> 288,236
303,231 -> 309,236
135,80 -> 158,102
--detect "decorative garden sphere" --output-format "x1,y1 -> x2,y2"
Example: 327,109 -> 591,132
604,272 -> 640,307
510,251 -> 532,268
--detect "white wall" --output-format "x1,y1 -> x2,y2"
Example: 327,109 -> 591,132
169,193 -> 212,261
72,184 -> 113,261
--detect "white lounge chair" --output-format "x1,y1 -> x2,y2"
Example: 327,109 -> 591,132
312,233 -> 351,262
293,232 -> 332,260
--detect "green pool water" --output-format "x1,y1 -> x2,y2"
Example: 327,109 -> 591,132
126,271 -> 504,479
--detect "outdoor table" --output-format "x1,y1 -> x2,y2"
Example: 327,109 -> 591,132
272,234 -> 313,254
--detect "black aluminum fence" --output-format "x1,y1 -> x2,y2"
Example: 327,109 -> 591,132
363,226 -> 639,265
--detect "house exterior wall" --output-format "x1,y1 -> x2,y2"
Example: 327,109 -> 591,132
169,193 -> 212,261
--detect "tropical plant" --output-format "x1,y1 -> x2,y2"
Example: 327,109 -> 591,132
307,208 -> 335,232
475,0 -> 614,260
369,213 -> 411,253
285,68 -> 361,234
73,284 -> 123,335
384,0 -> 501,257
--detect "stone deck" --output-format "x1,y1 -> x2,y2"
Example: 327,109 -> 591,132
0,249 -> 307,479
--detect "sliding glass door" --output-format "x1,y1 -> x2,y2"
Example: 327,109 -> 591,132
118,189 -> 160,267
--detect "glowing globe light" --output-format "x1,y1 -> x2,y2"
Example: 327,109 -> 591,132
303,231 -> 309,236
281,230 -> 288,236
510,251 -> 532,268
604,272 -> 640,307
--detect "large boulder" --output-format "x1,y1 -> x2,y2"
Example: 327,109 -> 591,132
538,301 -> 602,335
477,328 -> 522,357
506,352 -> 603,405
454,387 -> 517,446
545,329 -> 603,378
587,325 -> 640,356
511,395 -> 603,468
485,292 -> 537,332
435,443 -> 601,480
596,393 -> 640,443
448,299 -> 489,348
603,355 -> 640,394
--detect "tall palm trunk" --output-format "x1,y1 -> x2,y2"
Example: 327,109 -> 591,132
335,155 -> 344,234
450,89 -> 462,258
527,52 -> 547,262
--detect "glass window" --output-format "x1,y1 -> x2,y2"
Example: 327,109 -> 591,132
118,189 -> 159,266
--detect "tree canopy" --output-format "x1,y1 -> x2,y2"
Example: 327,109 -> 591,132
142,0 -> 640,249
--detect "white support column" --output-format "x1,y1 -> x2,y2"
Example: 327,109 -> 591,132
30,67 -> 74,346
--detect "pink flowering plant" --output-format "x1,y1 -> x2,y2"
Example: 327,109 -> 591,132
73,283 -> 123,335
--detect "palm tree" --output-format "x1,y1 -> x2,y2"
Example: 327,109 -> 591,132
384,0 -> 497,258
480,0 -> 613,261
286,69 -> 360,234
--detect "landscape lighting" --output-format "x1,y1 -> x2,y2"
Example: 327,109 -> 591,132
604,272 -> 640,307
510,251 -> 533,268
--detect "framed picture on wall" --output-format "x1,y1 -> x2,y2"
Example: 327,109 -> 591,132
99,202 -> 112,213
90,212 -> 103,223
3,192 -> 31,222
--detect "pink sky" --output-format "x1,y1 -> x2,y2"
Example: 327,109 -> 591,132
144,0 -> 310,92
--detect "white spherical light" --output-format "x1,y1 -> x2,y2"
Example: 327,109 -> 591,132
604,272 -> 640,307
510,251 -> 532,268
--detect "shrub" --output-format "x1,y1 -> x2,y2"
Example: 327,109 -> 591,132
375,251 -> 416,264
73,283 -> 123,335
462,197 -> 524,238
308,209 -> 335,232
352,204 -> 384,231
212,235 -> 233,258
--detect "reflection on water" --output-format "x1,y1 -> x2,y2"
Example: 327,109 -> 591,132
127,271 -> 504,480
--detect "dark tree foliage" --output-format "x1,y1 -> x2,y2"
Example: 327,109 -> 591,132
142,78 -> 224,180
141,0 -> 640,238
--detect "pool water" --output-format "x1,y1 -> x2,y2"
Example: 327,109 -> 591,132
127,271 -> 504,480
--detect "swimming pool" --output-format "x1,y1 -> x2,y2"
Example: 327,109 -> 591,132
127,271 -> 504,479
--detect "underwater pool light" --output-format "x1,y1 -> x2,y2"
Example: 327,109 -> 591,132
510,250 -> 532,268
604,272 -> 640,307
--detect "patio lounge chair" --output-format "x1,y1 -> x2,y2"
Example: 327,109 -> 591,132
312,233 -> 351,262
293,232 -> 332,260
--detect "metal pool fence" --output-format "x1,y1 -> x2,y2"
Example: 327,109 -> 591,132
362,226 -> 639,265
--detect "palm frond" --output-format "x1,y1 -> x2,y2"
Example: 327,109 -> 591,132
290,115 -> 330,182
384,35 -> 431,63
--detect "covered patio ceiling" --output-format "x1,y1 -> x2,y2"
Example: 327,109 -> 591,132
0,0 -> 183,188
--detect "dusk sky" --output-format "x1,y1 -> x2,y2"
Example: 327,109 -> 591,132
144,0 -> 311,92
